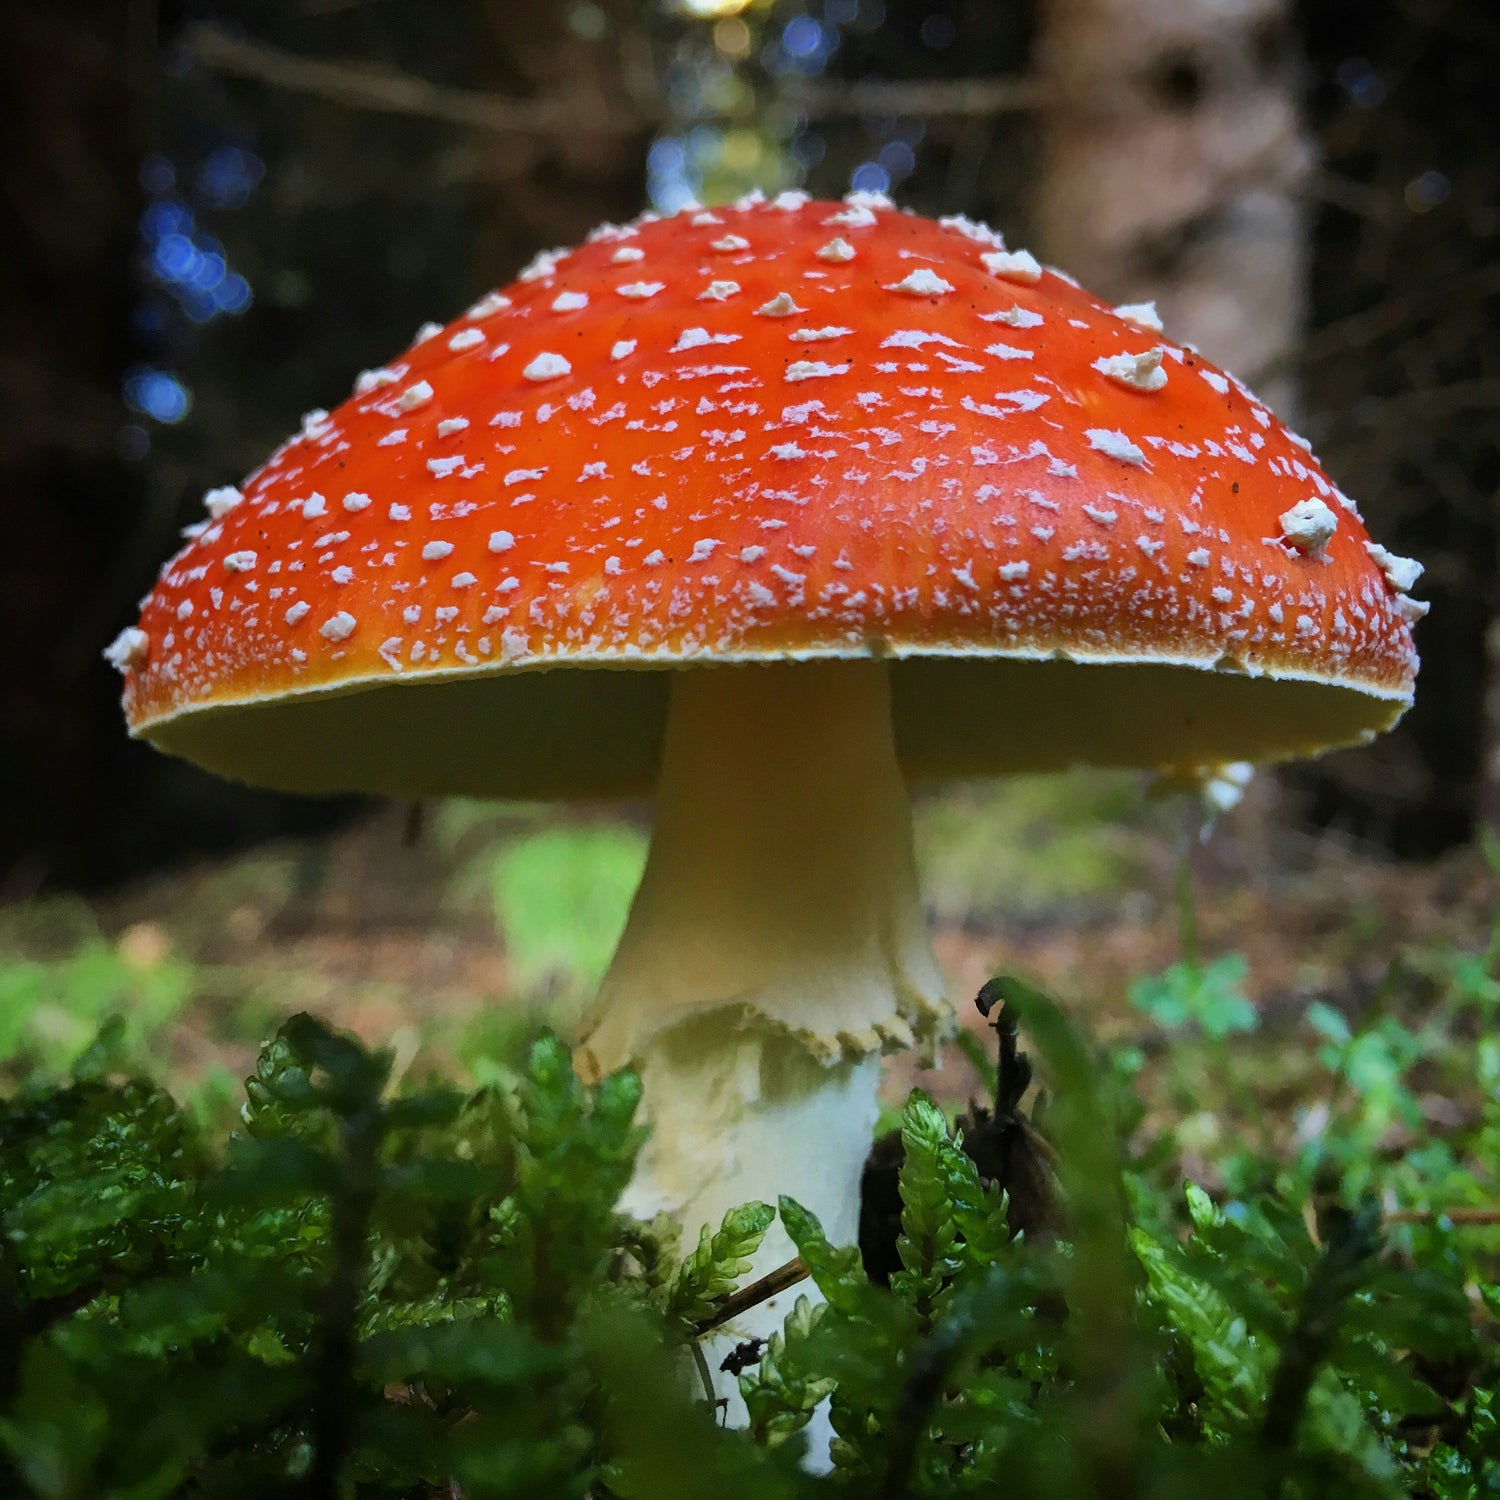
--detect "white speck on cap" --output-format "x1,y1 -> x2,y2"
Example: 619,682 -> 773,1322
104,626 -> 149,670
785,361 -> 850,382
398,381 -> 434,412
617,281 -> 665,299
427,456 -> 465,478
772,190 -> 810,211
604,556 -> 622,574
505,467 -> 547,486
342,492 -> 372,511
1186,548 -> 1211,569
882,329 -> 960,349
284,601 -> 310,625
739,545 -> 767,563
791,326 -> 853,342
301,493 -> 328,519
997,561 -> 1029,581
770,442 -> 806,460
986,343 -> 1033,361
611,246 -> 646,263
223,550 -> 258,572
824,203 -> 877,229
552,291 -> 589,312
815,237 -> 856,263
888,268 -> 955,297
1114,301 -> 1164,332
436,417 -> 469,437
331,565 -> 354,584
673,327 -> 742,352
1200,369 -> 1231,396
1086,429 -> 1146,466
519,246 -> 569,282
1094,347 -> 1167,392
320,611 -> 356,641
1279,498 -> 1339,556
448,328 -> 485,352
452,571 -> 477,589
389,504 -> 410,521
203,485 -> 242,519
422,541 -> 455,561
1365,542 -> 1424,593
377,428 -> 408,447
940,214 -> 1004,247
412,322 -> 443,345
981,249 -> 1041,283
610,339 -> 637,361
488,530 -> 515,553
981,305 -> 1044,329
644,549 -> 667,566
711,234 -> 751,252
756,292 -> 804,317
466,290 -> 510,319
698,280 -> 740,301
354,367 -> 399,394
523,352 -> 571,382
689,539 -> 720,561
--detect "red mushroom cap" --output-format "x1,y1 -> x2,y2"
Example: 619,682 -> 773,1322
116,192 -> 1421,797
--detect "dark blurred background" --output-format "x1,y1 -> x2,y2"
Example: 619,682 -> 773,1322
3,0 -> 1495,898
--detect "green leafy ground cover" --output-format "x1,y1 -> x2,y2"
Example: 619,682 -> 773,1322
4,941 -> 1500,1498
5,790 -> 1500,1496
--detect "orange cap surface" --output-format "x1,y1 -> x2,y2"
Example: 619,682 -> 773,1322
114,192 -> 1422,798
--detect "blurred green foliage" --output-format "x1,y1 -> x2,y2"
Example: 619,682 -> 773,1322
914,772 -> 1151,922
4,945 -> 1500,1496
0,903 -> 193,1083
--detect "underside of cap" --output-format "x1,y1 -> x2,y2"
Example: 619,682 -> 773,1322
138,651 -> 1409,801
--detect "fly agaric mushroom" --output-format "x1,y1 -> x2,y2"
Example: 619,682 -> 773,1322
111,190 -> 1422,1383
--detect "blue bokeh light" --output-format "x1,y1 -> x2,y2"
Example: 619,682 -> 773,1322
1336,57 -> 1385,109
878,140 -> 916,179
851,161 -> 891,196
920,13 -> 956,48
791,132 -> 827,169
1408,168 -> 1450,209
826,0 -> 859,22
191,252 -> 227,291
153,233 -> 198,282
648,137 -> 687,177
123,367 -> 192,425
783,16 -> 823,57
195,145 -> 264,210
215,273 -> 252,313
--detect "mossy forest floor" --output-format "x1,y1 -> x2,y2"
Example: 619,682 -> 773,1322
5,769 -> 1494,1164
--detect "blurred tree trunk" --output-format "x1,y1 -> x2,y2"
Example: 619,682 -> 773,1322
1032,0 -> 1313,866
1032,0 -> 1312,415
0,2 -> 153,895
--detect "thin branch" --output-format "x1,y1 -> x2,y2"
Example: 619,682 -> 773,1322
790,75 -> 1043,121
182,24 -> 1042,139
182,25 -> 611,136
693,1256 -> 809,1337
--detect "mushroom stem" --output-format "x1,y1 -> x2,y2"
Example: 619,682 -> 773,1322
580,659 -> 947,1410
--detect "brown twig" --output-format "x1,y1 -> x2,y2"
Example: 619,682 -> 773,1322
694,1256 -> 809,1337
1386,1207 -> 1500,1226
